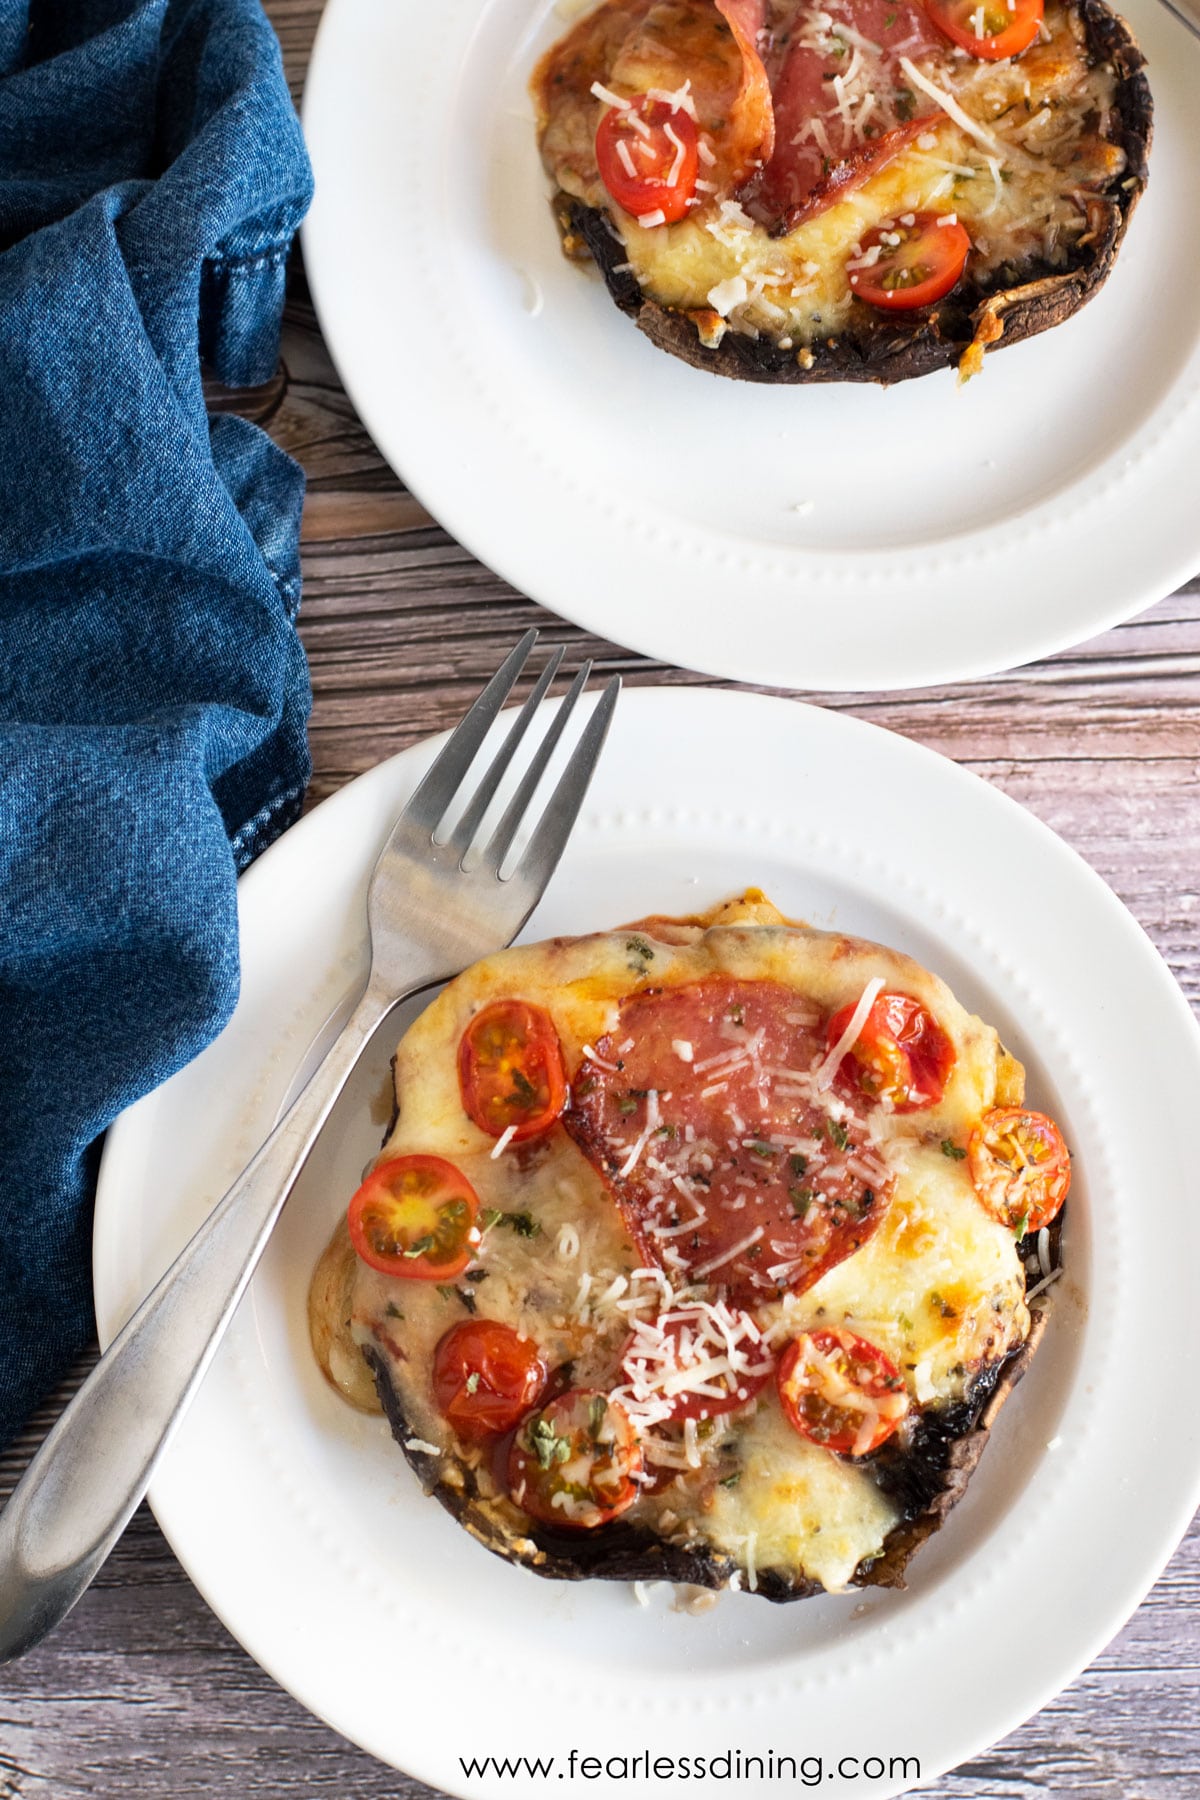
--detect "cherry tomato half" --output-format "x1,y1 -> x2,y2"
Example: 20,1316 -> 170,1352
508,1389 -> 643,1529
848,213 -> 971,311
926,0 -> 1043,60
432,1319 -> 548,1443
621,1310 -> 773,1423
458,999 -> 567,1143
777,1328 -> 908,1457
827,990 -> 955,1111
595,94 -> 699,224
968,1106 -> 1071,1234
347,1154 -> 478,1281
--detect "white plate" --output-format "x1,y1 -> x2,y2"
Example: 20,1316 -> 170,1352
96,688 -> 1200,1797
301,0 -> 1200,693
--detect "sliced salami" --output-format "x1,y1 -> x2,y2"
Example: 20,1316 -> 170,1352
748,0 -> 944,231
565,977 -> 891,1307
609,0 -> 775,190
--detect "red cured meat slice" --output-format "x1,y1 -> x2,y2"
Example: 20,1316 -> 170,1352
749,0 -> 944,231
564,977 -> 891,1309
715,0 -> 767,33
609,1 -> 774,191
780,116 -> 937,226
714,0 -> 776,173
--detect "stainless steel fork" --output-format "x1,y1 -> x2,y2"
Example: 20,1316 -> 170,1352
0,631 -> 619,1662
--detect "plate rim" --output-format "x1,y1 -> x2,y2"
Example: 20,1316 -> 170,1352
95,686 -> 1200,1795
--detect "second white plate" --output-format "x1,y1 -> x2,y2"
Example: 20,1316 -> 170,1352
96,688 -> 1200,1796
302,0 -> 1200,691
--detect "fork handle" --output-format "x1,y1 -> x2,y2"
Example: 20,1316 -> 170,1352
0,978 -> 396,1664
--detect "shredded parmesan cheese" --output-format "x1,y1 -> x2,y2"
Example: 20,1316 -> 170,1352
646,78 -> 698,121
707,275 -> 750,317
690,1226 -> 765,1281
589,81 -> 629,112
490,1125 -> 517,1160
618,1087 -> 661,1177
898,57 -> 1002,154
814,978 -> 884,1092
1026,1266 -> 1063,1303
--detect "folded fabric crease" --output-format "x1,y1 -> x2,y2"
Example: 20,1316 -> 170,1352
0,0 -> 314,1446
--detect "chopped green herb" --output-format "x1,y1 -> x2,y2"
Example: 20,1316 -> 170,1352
884,8 -> 897,22
941,1139 -> 967,1160
510,1068 -> 536,1102
728,1002 -> 745,1026
748,1139 -> 775,1160
897,1313 -> 915,1334
479,1207 -> 504,1233
626,935 -> 655,971
437,1284 -> 477,1314
588,1395 -> 607,1441
617,1095 -> 639,1115
789,1153 -> 809,1178
501,1210 -> 540,1239
530,1415 -> 572,1470
828,1120 -> 851,1151
1014,1213 -> 1029,1242
403,1234 -> 435,1259
790,1186 -> 816,1218
719,1471 -> 742,1489
384,1301 -> 404,1320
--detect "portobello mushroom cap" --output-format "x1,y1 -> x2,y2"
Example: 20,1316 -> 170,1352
363,1301 -> 1049,1601
561,0 -> 1151,386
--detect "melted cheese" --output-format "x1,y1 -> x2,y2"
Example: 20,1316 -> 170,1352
707,1404 -> 900,1593
312,892 -> 1037,1596
535,0 -> 1126,351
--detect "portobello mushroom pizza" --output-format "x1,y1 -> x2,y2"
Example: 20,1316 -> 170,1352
310,891 -> 1070,1600
531,0 -> 1151,382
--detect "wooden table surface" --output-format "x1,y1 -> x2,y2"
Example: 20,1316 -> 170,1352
4,5 -> 1200,1795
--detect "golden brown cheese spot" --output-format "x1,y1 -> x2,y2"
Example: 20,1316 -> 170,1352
882,1192 -> 940,1261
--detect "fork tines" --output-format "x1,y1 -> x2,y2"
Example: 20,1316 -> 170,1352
408,630 -> 620,881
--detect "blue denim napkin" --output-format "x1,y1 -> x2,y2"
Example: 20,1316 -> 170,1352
0,0 -> 313,1445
